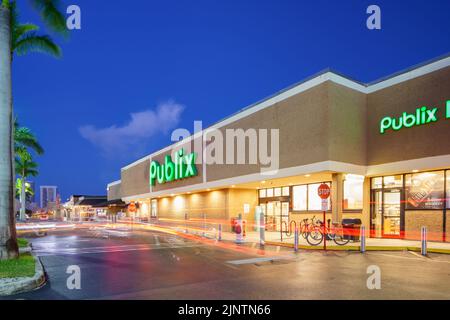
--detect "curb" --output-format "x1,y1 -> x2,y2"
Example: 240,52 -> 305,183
264,241 -> 450,254
0,253 -> 46,296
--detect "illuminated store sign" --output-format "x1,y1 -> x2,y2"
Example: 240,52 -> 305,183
380,100 -> 449,134
150,149 -> 198,185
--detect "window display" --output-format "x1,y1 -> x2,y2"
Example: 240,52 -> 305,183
405,171 -> 444,210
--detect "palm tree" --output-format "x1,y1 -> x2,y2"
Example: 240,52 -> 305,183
14,122 -> 43,220
15,179 -> 34,199
15,149 -> 38,220
11,2 -> 61,58
0,0 -> 66,259
14,120 -> 44,155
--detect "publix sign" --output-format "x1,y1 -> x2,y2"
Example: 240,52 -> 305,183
150,149 -> 197,185
380,100 -> 449,134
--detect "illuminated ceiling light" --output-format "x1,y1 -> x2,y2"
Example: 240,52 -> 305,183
170,194 -> 175,197
305,174 -> 311,177
207,189 -> 211,191
261,180 -> 266,184
231,185 -> 236,188
412,169 -> 419,173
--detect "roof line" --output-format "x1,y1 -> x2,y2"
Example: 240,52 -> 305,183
119,52 -> 450,171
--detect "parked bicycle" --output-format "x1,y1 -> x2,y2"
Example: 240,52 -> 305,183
306,219 -> 350,246
299,216 -> 320,239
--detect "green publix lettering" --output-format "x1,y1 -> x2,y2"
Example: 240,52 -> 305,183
150,149 -> 197,185
380,105 -> 439,134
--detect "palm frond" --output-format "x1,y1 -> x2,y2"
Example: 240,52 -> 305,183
14,32 -> 61,57
14,126 -> 45,155
13,23 -> 39,46
29,0 -> 68,36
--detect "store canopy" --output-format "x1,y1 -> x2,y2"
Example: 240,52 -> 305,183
74,196 -> 107,207
91,199 -> 127,208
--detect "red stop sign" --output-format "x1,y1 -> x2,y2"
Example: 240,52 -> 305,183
317,183 -> 330,199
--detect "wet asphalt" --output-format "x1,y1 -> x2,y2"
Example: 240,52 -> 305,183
3,225 -> 450,300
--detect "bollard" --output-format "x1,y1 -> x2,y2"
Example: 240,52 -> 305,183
360,225 -> 366,253
421,226 -> 427,256
202,213 -> 206,237
294,226 -> 299,252
259,212 -> 265,246
218,224 -> 222,241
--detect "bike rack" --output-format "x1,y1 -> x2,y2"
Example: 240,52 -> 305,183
280,220 -> 297,241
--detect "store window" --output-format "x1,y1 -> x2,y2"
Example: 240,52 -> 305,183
282,186 -> 290,196
405,171 -> 445,210
274,187 -> 282,197
151,199 -> 158,218
292,185 -> 307,211
383,175 -> 403,188
371,177 -> 383,189
259,189 -> 266,198
343,175 -> 364,210
308,183 -> 331,210
447,171 -> 450,209
266,188 -> 274,197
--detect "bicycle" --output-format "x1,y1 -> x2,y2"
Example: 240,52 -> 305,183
299,216 -> 320,239
306,219 -> 350,246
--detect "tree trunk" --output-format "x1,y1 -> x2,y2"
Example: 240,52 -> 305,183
0,5 -> 19,260
20,176 -> 26,220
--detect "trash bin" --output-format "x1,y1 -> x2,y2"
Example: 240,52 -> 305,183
342,218 -> 362,241
231,217 -> 236,233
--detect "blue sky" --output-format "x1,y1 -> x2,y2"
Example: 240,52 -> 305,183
12,0 -> 450,202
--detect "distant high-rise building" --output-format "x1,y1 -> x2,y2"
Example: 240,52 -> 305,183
40,186 -> 58,209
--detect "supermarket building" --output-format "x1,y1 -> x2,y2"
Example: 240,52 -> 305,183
107,54 -> 450,242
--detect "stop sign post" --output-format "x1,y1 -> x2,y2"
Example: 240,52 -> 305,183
318,183 -> 330,250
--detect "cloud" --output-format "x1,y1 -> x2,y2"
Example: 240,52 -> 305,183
79,100 -> 184,157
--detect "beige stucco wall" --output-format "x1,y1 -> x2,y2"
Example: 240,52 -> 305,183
206,83 -> 330,181
367,66 -> 450,165
121,159 -> 150,198
107,183 -> 122,201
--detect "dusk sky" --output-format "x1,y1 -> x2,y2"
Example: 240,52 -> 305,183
12,0 -> 450,202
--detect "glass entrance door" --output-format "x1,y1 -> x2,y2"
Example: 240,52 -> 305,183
382,189 -> 401,237
371,188 -> 403,238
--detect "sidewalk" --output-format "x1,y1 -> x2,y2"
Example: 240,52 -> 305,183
98,220 -> 450,254
170,224 -> 450,254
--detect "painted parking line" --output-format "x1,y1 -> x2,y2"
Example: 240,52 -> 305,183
33,243 -> 204,256
226,256 -> 292,265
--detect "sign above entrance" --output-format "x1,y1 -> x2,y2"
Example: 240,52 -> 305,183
150,149 -> 198,186
379,100 -> 449,134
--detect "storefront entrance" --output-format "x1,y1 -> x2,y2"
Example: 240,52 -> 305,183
260,201 -> 289,231
370,176 -> 404,238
